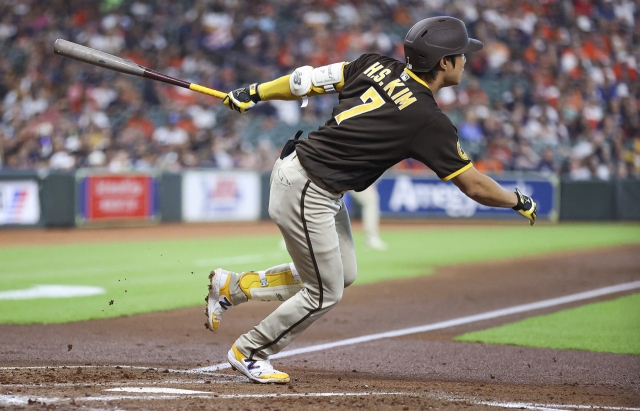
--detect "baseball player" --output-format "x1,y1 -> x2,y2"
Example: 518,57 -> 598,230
204,17 -> 537,384
350,184 -> 387,250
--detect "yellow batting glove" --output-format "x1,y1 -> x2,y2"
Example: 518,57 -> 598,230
222,83 -> 261,113
512,188 -> 537,226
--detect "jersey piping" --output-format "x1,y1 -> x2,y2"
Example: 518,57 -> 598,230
441,162 -> 473,181
403,68 -> 431,90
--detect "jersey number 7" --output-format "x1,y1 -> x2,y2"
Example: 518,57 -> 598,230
335,87 -> 385,125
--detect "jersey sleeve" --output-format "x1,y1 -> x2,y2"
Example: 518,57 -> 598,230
343,53 -> 383,83
408,113 -> 473,181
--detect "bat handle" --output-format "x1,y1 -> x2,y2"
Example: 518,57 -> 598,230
189,84 -> 227,100
142,67 -> 227,100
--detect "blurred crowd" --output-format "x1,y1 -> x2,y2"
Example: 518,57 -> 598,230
0,0 -> 638,180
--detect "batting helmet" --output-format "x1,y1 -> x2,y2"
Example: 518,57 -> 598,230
404,16 -> 483,72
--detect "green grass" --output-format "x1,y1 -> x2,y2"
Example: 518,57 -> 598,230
0,223 -> 638,324
454,293 -> 640,355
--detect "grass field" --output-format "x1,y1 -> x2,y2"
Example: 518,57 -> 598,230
455,293 -> 640,355
0,223 -> 638,326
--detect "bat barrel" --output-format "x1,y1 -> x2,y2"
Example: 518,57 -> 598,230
53,39 -> 226,99
54,39 -> 146,77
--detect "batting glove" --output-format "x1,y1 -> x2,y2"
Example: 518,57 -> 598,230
512,188 -> 537,226
223,83 -> 261,113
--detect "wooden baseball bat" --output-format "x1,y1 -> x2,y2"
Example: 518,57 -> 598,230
53,39 -> 227,99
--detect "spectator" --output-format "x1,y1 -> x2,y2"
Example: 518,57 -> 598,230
0,0 -> 636,181
152,113 -> 188,147
536,147 -> 557,175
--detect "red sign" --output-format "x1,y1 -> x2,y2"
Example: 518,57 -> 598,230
85,175 -> 153,221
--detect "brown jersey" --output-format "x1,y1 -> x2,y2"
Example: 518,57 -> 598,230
296,53 -> 472,193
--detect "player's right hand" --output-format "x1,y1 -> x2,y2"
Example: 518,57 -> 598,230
223,83 -> 261,113
512,188 -> 537,226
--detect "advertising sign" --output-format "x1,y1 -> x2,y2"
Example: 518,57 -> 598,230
182,171 -> 261,222
0,180 -> 40,225
77,174 -> 158,223
377,174 -> 557,220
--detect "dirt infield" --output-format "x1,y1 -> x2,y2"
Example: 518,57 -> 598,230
1,223 -> 639,410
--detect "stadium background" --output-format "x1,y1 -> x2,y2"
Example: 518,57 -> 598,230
0,0 -> 638,178
0,1 -> 639,410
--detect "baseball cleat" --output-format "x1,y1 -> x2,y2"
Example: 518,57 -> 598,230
204,268 -> 233,332
366,236 -> 388,251
227,344 -> 290,384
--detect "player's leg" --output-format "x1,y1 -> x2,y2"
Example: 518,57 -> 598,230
231,263 -> 303,303
204,155 -> 306,333
204,263 -> 303,332
335,197 -> 357,288
207,195 -> 357,332
352,185 -> 387,250
234,154 -> 345,361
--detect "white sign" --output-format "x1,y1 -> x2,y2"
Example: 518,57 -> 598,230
388,175 -> 478,217
386,175 -> 535,218
0,180 -> 40,225
182,171 -> 261,222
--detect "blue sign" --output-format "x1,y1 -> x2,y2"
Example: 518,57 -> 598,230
376,175 -> 556,219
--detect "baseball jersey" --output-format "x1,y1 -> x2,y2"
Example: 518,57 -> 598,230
296,53 -> 472,193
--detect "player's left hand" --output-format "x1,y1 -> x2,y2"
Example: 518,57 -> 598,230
223,83 -> 261,113
512,188 -> 537,226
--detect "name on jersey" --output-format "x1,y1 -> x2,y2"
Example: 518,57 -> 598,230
363,62 -> 416,110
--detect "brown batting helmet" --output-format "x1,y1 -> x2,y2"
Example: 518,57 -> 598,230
404,16 -> 483,72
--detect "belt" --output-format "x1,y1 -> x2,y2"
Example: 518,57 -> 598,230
292,155 -> 342,195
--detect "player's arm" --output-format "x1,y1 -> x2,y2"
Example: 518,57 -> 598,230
410,113 -> 537,226
451,166 -> 516,207
222,63 -> 348,113
451,166 -> 537,225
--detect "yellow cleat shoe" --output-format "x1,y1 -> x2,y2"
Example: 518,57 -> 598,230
227,344 -> 290,384
204,268 -> 233,332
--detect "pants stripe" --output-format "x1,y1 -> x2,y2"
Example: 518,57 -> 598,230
249,180 -> 324,359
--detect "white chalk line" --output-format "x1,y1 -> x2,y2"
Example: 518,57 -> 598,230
0,391 -> 403,406
2,283 -> 638,409
193,280 -> 640,373
1,379 -> 241,388
106,387 -> 211,394
470,399 -> 640,411
467,400 -> 640,411
431,392 -> 640,411
0,365 -> 156,371
2,391 -> 639,411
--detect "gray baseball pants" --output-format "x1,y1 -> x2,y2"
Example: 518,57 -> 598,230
226,152 -> 357,360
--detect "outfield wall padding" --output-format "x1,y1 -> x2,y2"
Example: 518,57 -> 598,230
159,172 -> 182,222
616,180 -> 640,220
3,171 -> 639,227
559,180 -> 617,220
41,172 -> 75,227
261,172 -> 270,220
